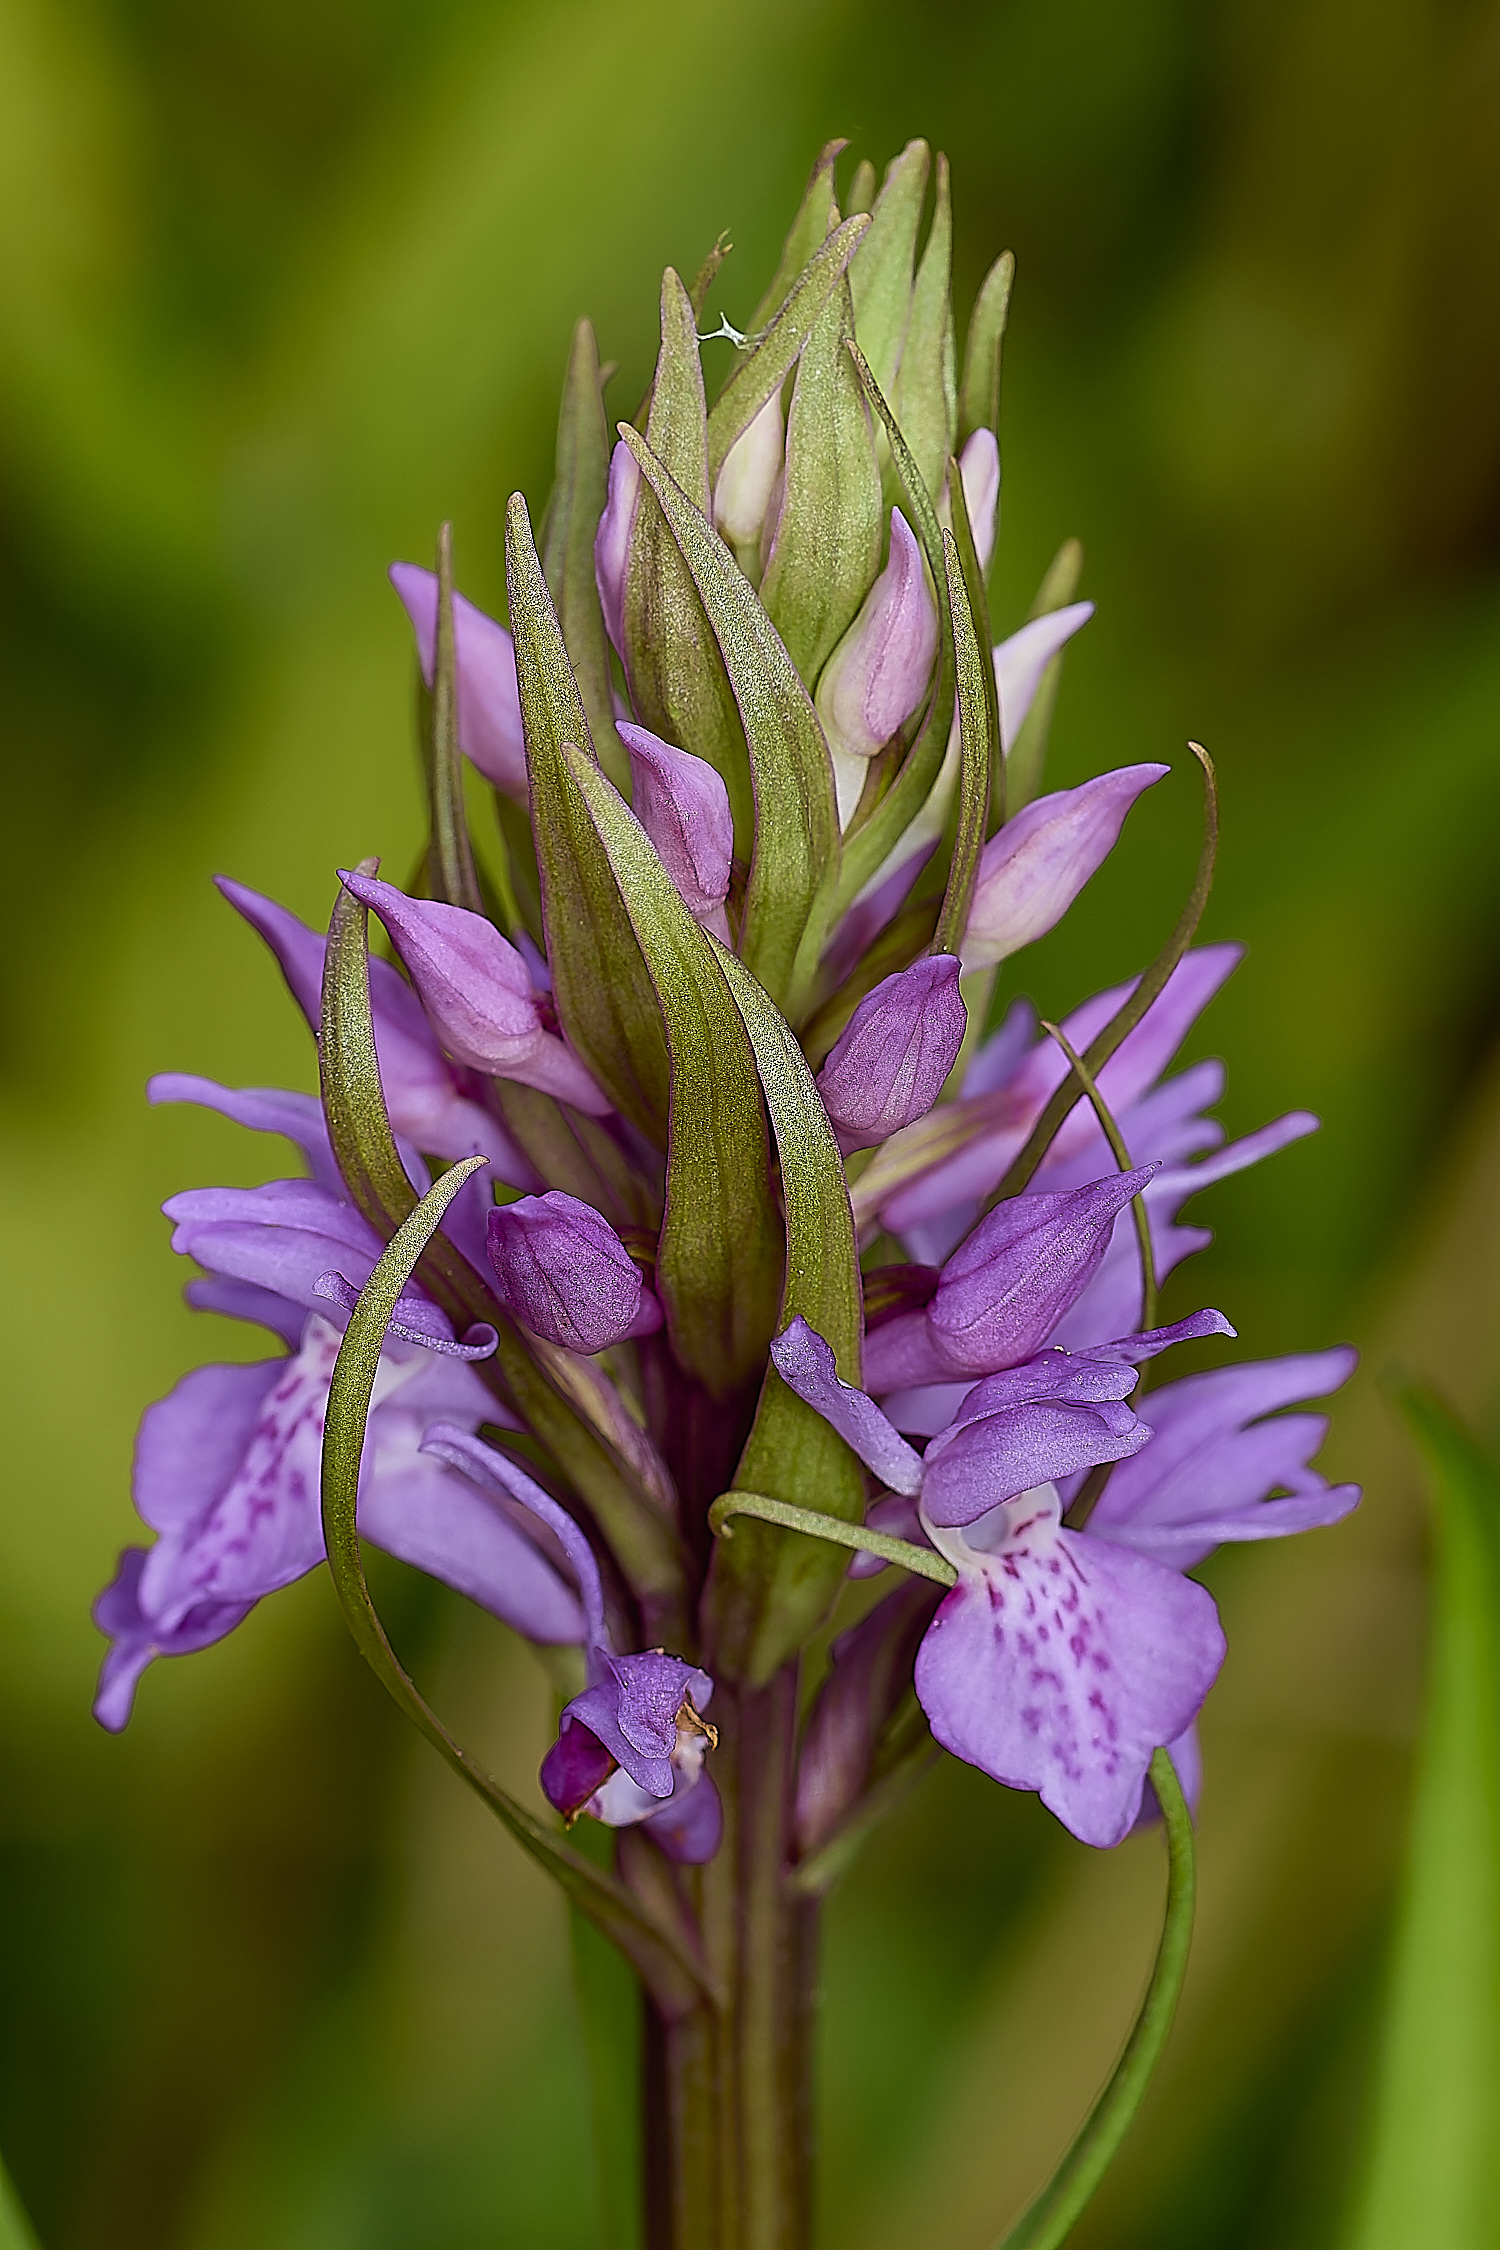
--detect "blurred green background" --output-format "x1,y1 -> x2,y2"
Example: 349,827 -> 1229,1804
3,0 -> 1500,2242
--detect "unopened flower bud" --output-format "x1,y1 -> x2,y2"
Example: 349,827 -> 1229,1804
486,1190 -> 662,1353
815,508 -> 937,825
816,956 -> 967,1151
712,391 -> 785,550
594,441 -> 641,654
618,722 -> 733,938
339,872 -> 610,1113
959,764 -> 1168,972
958,427 -> 1000,575
389,564 -> 527,799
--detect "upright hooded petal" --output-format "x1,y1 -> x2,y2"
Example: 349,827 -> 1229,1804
960,766 -> 1168,972
915,1486 -> 1226,1847
815,508 -> 939,824
389,563 -> 527,799
338,871 -> 610,1114
816,956 -> 968,1151
993,603 -> 1094,749
618,723 -> 734,936
486,1191 -> 661,1352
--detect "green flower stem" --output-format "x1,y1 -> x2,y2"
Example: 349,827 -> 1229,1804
1038,1019 -> 1158,1333
984,744 -> 1218,1210
708,1490 -> 957,1588
995,1749 -> 1197,2250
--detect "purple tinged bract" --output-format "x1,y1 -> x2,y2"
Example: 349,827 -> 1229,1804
486,1190 -> 662,1353
816,955 -> 968,1151
389,563 -> 528,800
338,870 -> 610,1113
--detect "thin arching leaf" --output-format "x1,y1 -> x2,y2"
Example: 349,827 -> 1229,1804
931,526 -> 992,953
705,942 -> 865,1684
563,744 -> 783,1394
1346,1390 -> 1500,2250
706,213 -> 872,482
319,1158 -> 711,2014
542,317 -> 629,792
505,490 -> 671,1141
618,423 -> 839,1017
996,1750 -> 1196,2249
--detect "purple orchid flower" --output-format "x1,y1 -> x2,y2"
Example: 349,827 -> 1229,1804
595,441 -> 640,656
617,722 -> 735,940
389,562 -> 528,800
337,870 -> 610,1114
769,1317 -> 1224,1847
816,955 -> 968,1152
93,1316 -> 585,1731
959,765 -> 1169,973
486,1190 -> 663,1352
421,1426 -> 721,1863
994,603 -> 1095,751
217,876 -> 535,1185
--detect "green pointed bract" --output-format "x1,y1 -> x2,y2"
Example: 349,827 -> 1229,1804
1007,536 -> 1085,813
705,942 -> 865,1685
892,152 -> 956,514
705,213 -> 871,483
748,137 -> 847,333
505,490 -> 671,1142
320,868 -> 689,1627
618,422 -> 839,1018
958,249 -> 1014,449
945,450 -> 1004,834
542,318 -> 628,792
849,138 -> 930,399
624,268 -> 754,853
831,343 -> 956,914
932,526 -> 992,953
563,744 -> 783,1395
759,265 -> 881,689
845,156 -> 876,216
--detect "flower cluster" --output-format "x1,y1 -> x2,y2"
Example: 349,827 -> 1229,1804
98,137 -> 1357,1885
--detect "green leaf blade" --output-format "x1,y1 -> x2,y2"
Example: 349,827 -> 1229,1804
892,151 -> 956,516
1346,1389 -> 1500,2250
848,139 -> 930,399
